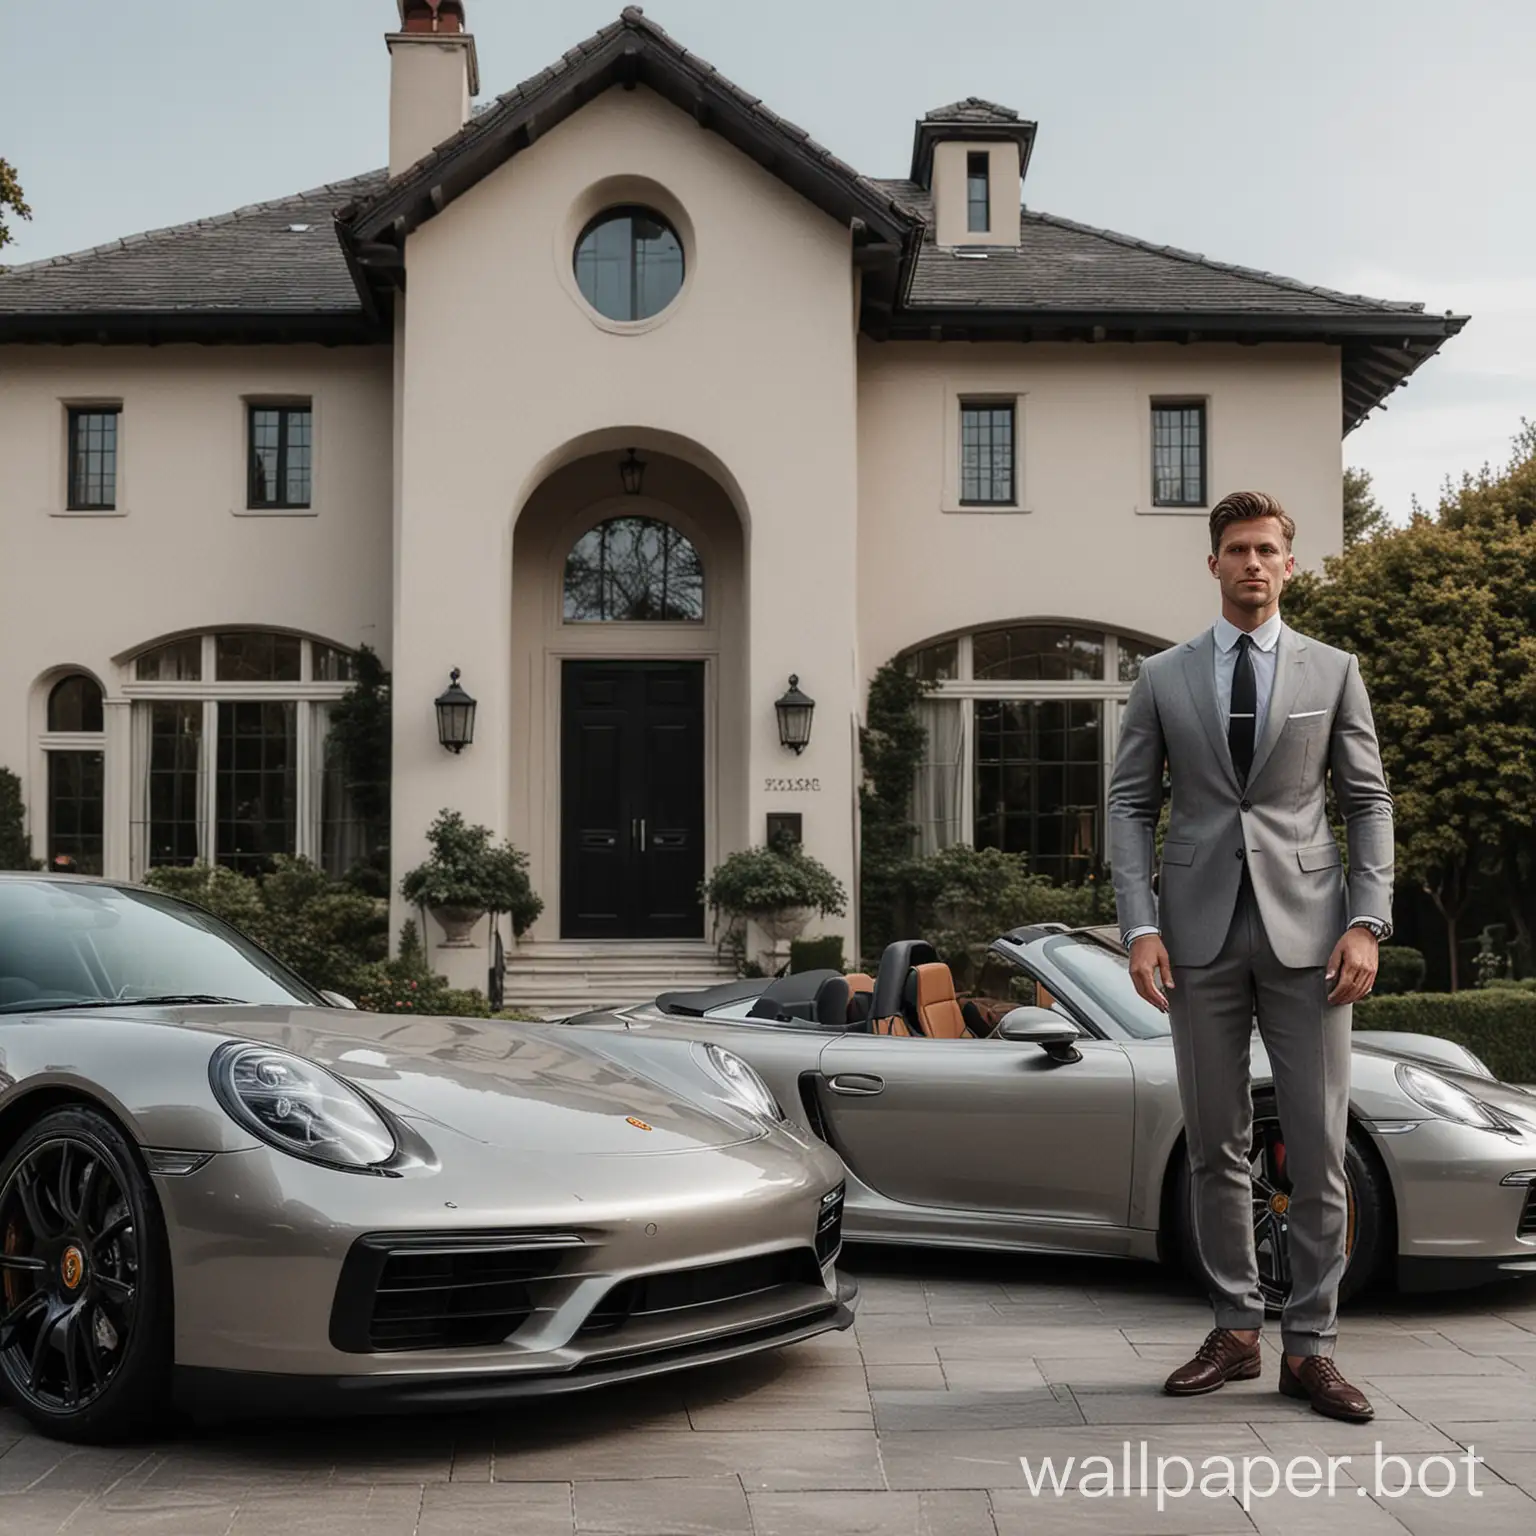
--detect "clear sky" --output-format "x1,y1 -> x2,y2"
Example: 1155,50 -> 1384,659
3,0 -> 1530,522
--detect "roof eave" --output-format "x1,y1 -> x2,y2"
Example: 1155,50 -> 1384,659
0,310 -> 387,346
882,307 -> 1464,338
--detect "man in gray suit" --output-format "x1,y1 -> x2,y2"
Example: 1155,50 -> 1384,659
1108,489 -> 1392,1423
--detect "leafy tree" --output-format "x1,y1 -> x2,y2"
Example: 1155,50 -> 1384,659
0,157 -> 30,261
1430,423 -> 1536,972
1285,432 -> 1536,988
323,644 -> 391,890
1342,466 -> 1389,548
0,768 -> 41,870
857,660 -> 931,962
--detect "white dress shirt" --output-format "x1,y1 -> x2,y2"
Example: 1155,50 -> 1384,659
1214,610 -> 1283,745
1122,612 -> 1387,948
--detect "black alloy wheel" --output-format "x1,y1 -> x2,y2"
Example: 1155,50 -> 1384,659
0,1107 -> 171,1440
1174,1094 -> 1390,1316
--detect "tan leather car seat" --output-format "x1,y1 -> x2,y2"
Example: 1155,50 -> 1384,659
844,972 -> 875,1026
911,963 -> 974,1039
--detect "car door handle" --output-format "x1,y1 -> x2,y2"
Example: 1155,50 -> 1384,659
826,1074 -> 884,1095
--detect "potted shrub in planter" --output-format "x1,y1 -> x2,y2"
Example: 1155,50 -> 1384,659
400,810 -> 544,947
701,842 -> 846,971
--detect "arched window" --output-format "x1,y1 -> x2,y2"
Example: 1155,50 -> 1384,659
48,674 -> 104,733
123,631 -> 365,878
43,673 -> 106,874
902,623 -> 1167,880
563,516 -> 704,623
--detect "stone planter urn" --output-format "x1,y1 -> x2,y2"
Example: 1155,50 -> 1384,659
755,905 -> 813,945
433,904 -> 485,947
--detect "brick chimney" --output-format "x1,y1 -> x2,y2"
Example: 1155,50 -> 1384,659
387,1 -> 480,177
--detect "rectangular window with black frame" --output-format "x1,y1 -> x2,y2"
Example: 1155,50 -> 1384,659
1151,401 -> 1207,507
67,406 -> 120,510
959,401 -> 1015,506
248,403 -> 313,509
966,152 -> 990,233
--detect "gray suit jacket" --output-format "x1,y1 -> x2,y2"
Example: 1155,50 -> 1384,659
1108,623 -> 1394,970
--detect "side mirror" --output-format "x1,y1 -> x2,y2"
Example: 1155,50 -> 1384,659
997,1006 -> 1082,1064
320,989 -> 358,1010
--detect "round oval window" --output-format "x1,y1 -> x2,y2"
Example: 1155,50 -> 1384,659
573,206 -> 685,322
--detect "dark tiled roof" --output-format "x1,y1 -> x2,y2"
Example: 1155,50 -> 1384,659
0,172 -> 385,317
871,180 -> 1423,317
923,98 -> 1022,123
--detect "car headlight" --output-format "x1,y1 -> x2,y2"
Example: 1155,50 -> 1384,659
696,1043 -> 787,1123
1395,1062 -> 1514,1132
212,1043 -> 397,1171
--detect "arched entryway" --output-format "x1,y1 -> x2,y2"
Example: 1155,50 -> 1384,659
510,445 -> 747,940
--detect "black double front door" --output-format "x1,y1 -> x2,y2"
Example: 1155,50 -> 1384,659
560,661 -> 705,939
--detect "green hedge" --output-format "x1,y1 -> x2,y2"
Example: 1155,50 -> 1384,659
1373,945 -> 1426,995
790,935 -> 846,974
1354,991 -> 1536,1084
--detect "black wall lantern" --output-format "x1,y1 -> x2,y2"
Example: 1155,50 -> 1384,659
774,675 -> 815,755
434,668 -> 477,753
619,447 -> 646,496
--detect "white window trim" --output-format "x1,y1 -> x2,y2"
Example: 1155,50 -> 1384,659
942,386 -> 1027,514
39,731 -> 107,753
913,628 -> 1157,871
39,733 -> 108,874
53,398 -> 128,518
125,634 -> 355,878
232,392 -> 320,518
1136,392 -> 1214,516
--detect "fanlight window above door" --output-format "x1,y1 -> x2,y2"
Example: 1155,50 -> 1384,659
563,516 -> 704,623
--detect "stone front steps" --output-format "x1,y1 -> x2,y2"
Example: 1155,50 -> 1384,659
499,939 -> 739,1020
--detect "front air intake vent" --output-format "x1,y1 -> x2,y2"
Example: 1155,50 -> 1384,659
1520,1187 -> 1536,1239
331,1231 -> 584,1353
578,1247 -> 824,1335
815,1183 -> 845,1264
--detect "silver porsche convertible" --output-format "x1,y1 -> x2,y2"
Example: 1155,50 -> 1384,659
567,925 -> 1536,1309
0,874 -> 853,1442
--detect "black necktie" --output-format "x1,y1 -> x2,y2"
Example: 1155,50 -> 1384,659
1229,633 -> 1257,784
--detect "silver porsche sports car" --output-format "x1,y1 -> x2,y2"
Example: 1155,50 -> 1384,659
0,874 -> 853,1442
566,925 -> 1536,1309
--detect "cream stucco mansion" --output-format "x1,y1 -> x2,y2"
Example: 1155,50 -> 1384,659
0,4 -> 1462,993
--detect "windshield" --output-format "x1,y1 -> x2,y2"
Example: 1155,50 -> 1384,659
1040,934 -> 1172,1040
0,879 -> 323,1014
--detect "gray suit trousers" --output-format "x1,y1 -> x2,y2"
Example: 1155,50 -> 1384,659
1168,875 -> 1353,1356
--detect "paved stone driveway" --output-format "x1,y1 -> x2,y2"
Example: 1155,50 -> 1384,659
3,1247 -> 1534,1536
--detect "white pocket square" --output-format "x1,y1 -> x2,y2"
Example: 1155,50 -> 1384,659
1288,709 -> 1326,719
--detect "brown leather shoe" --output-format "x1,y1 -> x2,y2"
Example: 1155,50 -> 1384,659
1163,1328 -> 1263,1396
1279,1355 -> 1374,1422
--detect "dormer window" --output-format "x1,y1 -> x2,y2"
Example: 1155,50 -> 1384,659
912,99 -> 1033,249
967,153 -> 990,233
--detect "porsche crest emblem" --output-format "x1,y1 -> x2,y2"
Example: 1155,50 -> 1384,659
60,1246 -> 85,1290
626,1116 -> 653,1131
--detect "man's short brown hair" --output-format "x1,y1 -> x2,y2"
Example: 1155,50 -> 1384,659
1208,490 -> 1296,554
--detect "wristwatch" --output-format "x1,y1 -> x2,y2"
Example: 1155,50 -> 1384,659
1349,917 -> 1391,941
